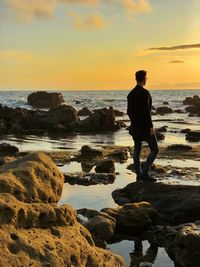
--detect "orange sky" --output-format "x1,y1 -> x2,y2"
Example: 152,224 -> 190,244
0,0 -> 200,90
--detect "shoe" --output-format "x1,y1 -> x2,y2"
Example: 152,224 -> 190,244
141,174 -> 157,182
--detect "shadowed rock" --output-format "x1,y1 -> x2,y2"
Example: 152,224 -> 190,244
27,91 -> 64,108
112,182 -> 200,224
186,131 -> 200,142
95,159 -> 115,173
156,107 -> 173,115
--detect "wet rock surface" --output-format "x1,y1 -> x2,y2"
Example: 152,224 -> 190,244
156,106 -> 173,115
0,151 -> 125,266
64,172 -> 116,185
112,182 -> 200,224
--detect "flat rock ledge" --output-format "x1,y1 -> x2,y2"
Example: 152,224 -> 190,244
0,152 -> 124,267
112,182 -> 200,225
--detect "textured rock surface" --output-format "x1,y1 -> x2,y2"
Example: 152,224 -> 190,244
95,159 -> 115,173
27,91 -> 64,108
0,152 -> 64,203
112,182 -> 200,224
156,106 -> 173,115
0,152 -> 125,267
80,145 -> 104,161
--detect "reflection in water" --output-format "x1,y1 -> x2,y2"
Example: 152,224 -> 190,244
130,240 -> 158,267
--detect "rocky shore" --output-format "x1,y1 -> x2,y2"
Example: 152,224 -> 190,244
0,92 -> 199,266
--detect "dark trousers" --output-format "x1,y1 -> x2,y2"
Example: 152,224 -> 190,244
133,134 -> 159,176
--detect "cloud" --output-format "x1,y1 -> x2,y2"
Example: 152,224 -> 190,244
4,0 -> 56,21
169,60 -> 185,63
0,50 -> 36,61
2,0 -> 153,22
124,0 -> 152,16
148,43 -> 200,51
69,12 -> 105,30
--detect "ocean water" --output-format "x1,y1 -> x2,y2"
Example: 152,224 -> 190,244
0,89 -> 200,151
1,89 -> 200,267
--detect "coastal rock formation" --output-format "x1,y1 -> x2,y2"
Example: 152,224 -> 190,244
48,104 -> 80,125
80,145 -> 104,161
0,152 -> 125,266
78,209 -> 116,248
0,152 -> 64,203
78,107 -> 119,132
64,172 -> 116,186
0,143 -> 19,156
148,223 -> 200,267
95,159 -> 115,173
112,182 -> 200,224
156,106 -> 173,115
186,131 -> 200,142
78,202 -> 156,247
183,95 -> 200,105
102,202 -> 156,236
78,107 -> 92,116
108,149 -> 128,162
166,144 -> 192,151
155,131 -> 165,141
27,91 -> 64,108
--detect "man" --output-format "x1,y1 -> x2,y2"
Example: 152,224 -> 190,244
127,70 -> 159,182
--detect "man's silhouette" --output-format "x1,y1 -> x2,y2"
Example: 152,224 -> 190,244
127,70 -> 158,182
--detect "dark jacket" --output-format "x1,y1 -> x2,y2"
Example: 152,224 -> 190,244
127,85 -> 153,139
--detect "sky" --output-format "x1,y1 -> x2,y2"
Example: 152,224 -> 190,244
0,0 -> 200,90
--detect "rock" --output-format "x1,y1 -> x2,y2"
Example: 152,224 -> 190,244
0,119 -> 7,134
183,95 -> 200,105
0,194 -> 124,266
78,107 -> 92,116
64,172 -> 116,186
95,159 -> 115,173
27,91 -> 64,108
114,109 -> 124,117
156,126 -> 167,133
79,107 -> 119,132
108,149 -> 128,162
80,145 -> 104,161
48,104 -> 79,126
163,101 -> 169,105
156,106 -> 173,115
81,161 -> 95,172
174,109 -> 184,113
185,102 -> 200,115
112,182 -> 200,224
155,131 -> 165,141
0,143 -> 19,156
0,152 -> 64,203
186,131 -> 200,142
116,120 -> 127,128
181,128 -> 191,133
77,208 -> 116,248
102,202 -> 157,237
0,153 -> 125,266
166,144 -> 192,151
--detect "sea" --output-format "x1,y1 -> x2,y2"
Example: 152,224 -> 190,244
1,89 -> 200,267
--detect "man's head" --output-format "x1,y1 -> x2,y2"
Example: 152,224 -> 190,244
135,70 -> 147,86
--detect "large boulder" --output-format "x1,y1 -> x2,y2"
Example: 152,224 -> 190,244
78,208 -> 116,248
183,95 -> 200,105
185,102 -> 200,115
0,153 -> 125,266
48,104 -> 79,126
27,91 -> 64,108
0,152 -> 64,203
112,182 -> 200,224
79,107 -> 119,132
0,194 -> 124,266
102,202 -> 156,237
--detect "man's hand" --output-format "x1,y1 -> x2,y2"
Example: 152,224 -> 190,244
150,127 -> 155,135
